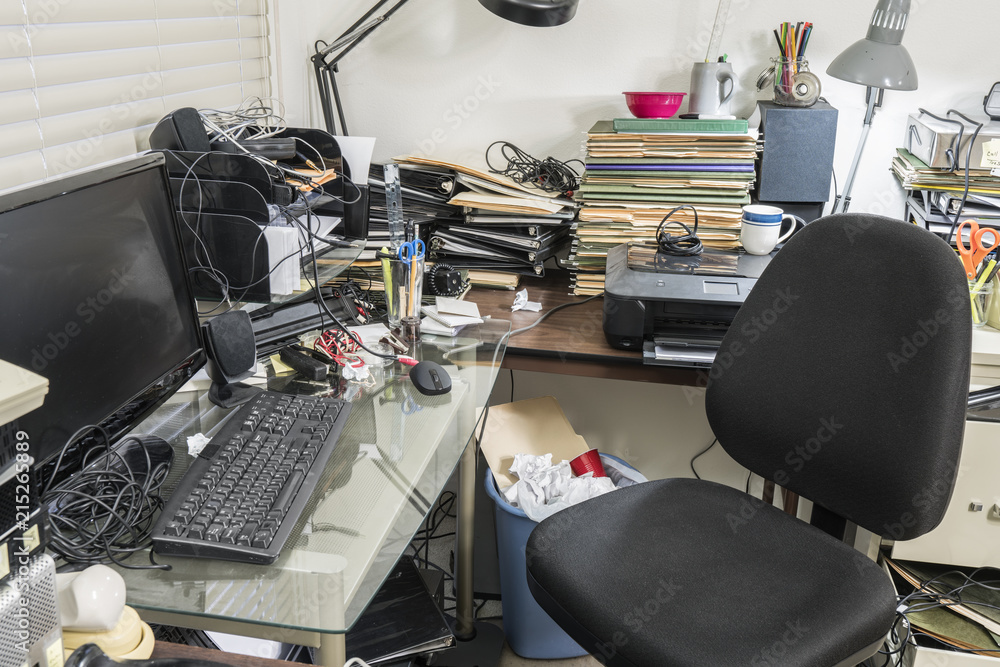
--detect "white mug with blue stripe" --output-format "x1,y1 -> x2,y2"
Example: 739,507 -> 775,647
741,205 -> 800,255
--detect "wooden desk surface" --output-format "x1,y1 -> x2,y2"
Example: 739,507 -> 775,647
152,642 -> 301,667
465,272 -> 700,385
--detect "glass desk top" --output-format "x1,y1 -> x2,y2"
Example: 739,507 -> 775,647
115,319 -> 510,634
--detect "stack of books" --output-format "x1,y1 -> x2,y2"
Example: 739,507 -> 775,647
569,118 -> 756,295
394,155 -> 577,287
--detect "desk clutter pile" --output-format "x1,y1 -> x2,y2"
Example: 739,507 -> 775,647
344,155 -> 576,297
569,118 -> 756,295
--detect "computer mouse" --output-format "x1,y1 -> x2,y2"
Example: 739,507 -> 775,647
409,361 -> 452,396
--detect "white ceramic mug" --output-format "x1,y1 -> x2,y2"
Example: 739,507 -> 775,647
741,205 -> 800,255
688,62 -> 738,116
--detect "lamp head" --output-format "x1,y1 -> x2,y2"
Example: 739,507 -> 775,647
478,0 -> 578,27
827,0 -> 917,91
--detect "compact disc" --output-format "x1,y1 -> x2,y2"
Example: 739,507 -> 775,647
790,71 -> 821,105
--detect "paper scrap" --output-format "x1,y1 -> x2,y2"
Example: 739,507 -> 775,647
436,296 -> 480,318
270,353 -> 294,374
187,433 -> 210,457
512,289 -> 542,312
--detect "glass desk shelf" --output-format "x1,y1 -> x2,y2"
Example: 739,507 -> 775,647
115,319 -> 510,638
197,242 -> 364,317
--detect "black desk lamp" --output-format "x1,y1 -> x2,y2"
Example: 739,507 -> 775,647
827,0 -> 917,213
311,0 -> 579,135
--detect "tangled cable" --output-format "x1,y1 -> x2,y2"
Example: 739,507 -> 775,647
485,141 -> 583,197
199,97 -> 288,142
314,328 -> 365,368
43,428 -> 171,569
655,205 -> 704,256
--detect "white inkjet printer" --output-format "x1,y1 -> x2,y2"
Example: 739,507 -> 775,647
602,243 -> 772,367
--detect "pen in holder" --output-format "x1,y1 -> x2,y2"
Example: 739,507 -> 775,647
384,239 -> 425,343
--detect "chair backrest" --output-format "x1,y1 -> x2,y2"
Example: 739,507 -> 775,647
705,214 -> 971,541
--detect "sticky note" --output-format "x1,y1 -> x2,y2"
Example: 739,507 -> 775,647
981,139 -> 1000,169
45,639 -> 63,667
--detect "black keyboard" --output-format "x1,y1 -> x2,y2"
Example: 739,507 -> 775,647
151,390 -> 351,564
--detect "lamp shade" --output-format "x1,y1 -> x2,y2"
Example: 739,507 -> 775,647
478,0 -> 578,26
827,0 -> 917,90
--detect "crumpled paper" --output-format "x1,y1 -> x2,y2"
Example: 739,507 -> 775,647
501,453 -> 617,521
511,289 -> 542,313
187,433 -> 210,457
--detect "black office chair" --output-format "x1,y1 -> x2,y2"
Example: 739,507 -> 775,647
525,214 -> 972,666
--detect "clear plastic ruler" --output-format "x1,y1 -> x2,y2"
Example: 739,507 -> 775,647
383,163 -> 406,249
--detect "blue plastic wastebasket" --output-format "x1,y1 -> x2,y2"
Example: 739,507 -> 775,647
484,454 -> 636,659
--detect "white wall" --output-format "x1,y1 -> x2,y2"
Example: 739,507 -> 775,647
275,0 -> 1000,218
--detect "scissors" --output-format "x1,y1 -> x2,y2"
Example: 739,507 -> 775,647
958,220 -> 1000,279
402,393 -> 422,415
397,239 -> 425,264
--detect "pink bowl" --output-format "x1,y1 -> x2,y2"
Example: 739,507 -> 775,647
623,92 -> 686,119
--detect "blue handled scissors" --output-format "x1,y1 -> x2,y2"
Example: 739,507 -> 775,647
397,239 -> 425,264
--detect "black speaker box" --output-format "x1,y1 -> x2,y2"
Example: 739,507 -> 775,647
756,100 -> 838,204
202,311 -> 260,408
148,107 -> 211,153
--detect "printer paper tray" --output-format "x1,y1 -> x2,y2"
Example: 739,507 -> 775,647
642,340 -> 717,368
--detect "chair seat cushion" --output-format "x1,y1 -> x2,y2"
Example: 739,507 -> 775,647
526,478 -> 897,667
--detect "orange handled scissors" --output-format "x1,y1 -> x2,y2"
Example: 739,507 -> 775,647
958,220 -> 1000,279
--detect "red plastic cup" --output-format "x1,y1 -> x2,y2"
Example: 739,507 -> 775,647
570,449 -> 607,478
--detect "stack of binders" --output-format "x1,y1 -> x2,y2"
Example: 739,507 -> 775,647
394,155 -> 577,285
569,118 -> 756,295
334,163 -> 462,296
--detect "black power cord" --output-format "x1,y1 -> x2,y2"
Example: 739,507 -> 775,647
43,426 -> 171,570
485,141 -> 583,197
656,205 -> 703,256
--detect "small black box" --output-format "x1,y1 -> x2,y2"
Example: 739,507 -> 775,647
756,100 -> 838,204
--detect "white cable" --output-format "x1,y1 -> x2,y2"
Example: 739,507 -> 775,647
343,659 -> 373,667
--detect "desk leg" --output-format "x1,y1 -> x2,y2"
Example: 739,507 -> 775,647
455,437 -> 476,640
317,633 -> 346,667
316,568 -> 347,667
434,433 -> 505,666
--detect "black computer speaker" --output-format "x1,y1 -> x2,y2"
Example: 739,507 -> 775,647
149,107 -> 212,153
203,310 -> 261,408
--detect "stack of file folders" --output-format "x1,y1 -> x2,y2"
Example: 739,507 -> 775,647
893,147 -> 1000,243
393,155 -> 578,282
569,118 -> 756,295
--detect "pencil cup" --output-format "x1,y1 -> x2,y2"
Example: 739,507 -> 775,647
970,279 -> 995,328
394,255 -> 424,343
772,57 -> 821,107
988,276 -> 1000,330
384,258 -> 407,330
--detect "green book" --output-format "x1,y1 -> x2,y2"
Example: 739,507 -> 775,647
612,117 -> 750,133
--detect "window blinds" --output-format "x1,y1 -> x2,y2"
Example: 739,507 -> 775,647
0,0 -> 272,190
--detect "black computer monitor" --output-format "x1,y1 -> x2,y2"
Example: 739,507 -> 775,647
0,154 -> 205,474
